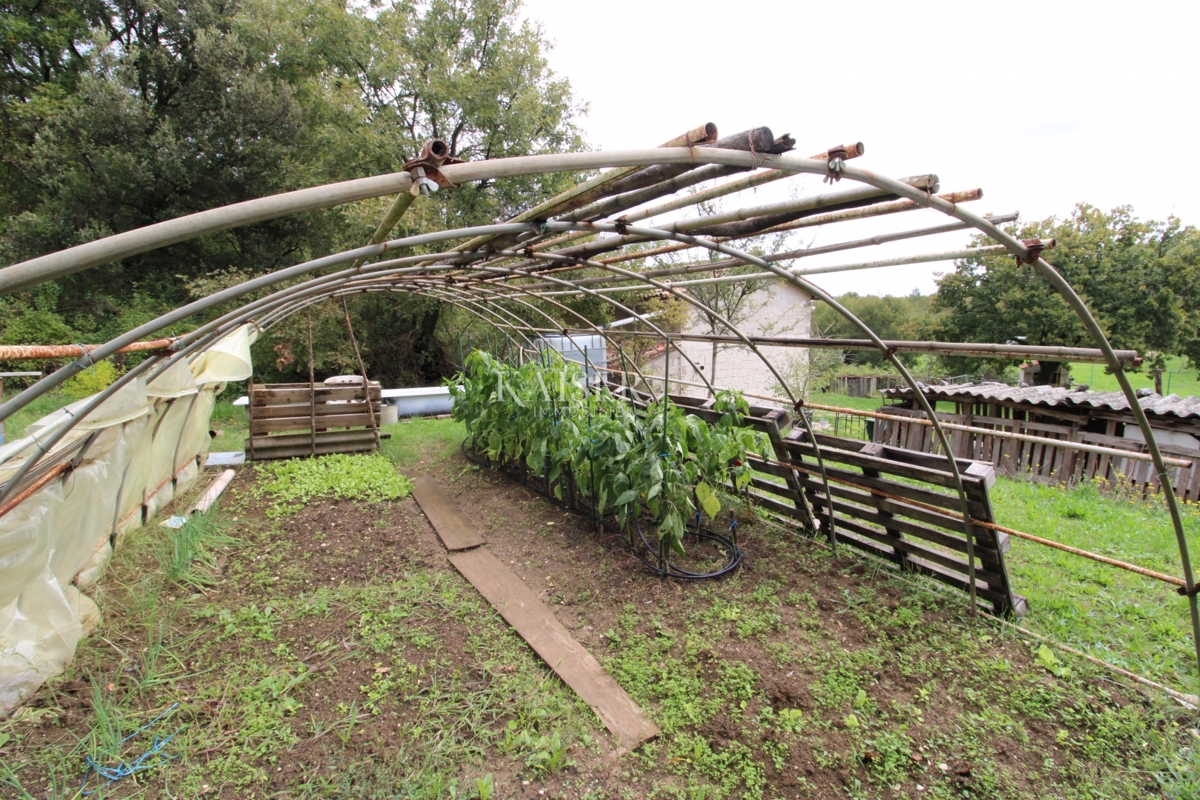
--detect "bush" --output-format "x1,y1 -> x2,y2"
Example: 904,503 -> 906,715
63,360 -> 121,400
449,351 -> 768,554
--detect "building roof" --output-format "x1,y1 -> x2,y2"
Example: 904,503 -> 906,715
881,382 -> 1200,421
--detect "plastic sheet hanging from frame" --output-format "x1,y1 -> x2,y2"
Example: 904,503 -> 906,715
0,324 -> 257,714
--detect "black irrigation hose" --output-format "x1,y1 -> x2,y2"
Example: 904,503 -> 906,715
461,439 -> 742,580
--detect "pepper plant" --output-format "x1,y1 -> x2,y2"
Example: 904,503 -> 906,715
449,350 -> 769,555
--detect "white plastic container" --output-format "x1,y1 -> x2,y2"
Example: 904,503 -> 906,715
381,386 -> 454,417
537,334 -> 607,386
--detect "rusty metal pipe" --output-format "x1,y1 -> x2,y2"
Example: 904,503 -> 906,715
0,338 -> 178,361
796,400 -> 1189,468
518,211 -> 1014,291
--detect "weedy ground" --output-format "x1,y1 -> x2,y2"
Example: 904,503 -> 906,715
2,418 -> 1198,799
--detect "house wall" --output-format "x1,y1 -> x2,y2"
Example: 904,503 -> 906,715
644,279 -> 812,404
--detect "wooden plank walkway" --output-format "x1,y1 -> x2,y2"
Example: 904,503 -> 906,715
411,477 -> 487,551
448,547 -> 658,751
413,477 -> 657,751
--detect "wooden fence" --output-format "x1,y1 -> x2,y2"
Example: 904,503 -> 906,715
824,374 -> 904,397
646,392 -> 1025,616
873,406 -> 1200,502
245,381 -> 384,461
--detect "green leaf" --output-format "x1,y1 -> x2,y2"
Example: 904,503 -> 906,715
695,481 -> 721,519
614,489 -> 639,507
1037,644 -> 1072,678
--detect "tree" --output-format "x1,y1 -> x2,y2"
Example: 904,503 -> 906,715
925,204 -> 1200,383
812,291 -> 931,368
0,0 -> 586,386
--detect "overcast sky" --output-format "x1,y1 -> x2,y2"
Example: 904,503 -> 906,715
519,0 -> 1199,296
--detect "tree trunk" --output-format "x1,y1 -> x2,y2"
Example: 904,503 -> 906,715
1155,368 -> 1163,395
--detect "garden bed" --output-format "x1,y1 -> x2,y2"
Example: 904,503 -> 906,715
0,419 -> 1191,799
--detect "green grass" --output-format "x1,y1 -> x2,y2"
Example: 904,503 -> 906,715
208,398 -> 248,452
804,392 -> 879,441
7,416 -> 1200,799
1069,356 -> 1200,397
0,390 -> 74,442
378,416 -> 466,466
991,478 -> 1200,690
158,508 -> 241,589
806,391 -> 885,412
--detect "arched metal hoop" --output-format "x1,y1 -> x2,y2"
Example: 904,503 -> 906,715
1,143 -> 1193,678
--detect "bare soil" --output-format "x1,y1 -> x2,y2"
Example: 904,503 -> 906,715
3,421 -> 1180,799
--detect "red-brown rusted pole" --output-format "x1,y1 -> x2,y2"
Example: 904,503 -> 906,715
0,338 -> 177,361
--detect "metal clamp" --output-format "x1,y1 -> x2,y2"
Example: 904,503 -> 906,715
823,145 -> 848,184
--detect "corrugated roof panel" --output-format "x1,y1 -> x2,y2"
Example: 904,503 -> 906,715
880,383 -> 1200,420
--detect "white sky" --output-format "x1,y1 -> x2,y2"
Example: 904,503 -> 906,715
520,0 -> 1200,296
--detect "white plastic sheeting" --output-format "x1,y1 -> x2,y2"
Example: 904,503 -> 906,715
0,324 -> 256,714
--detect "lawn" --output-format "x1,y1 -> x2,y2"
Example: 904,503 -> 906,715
992,479 -> 1200,689
1,390 -> 75,442
2,418 -> 1197,799
1069,356 -> 1200,397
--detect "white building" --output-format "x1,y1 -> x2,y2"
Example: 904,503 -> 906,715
641,279 -> 812,404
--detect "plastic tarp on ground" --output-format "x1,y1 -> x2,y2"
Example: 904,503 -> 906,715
0,325 -> 256,714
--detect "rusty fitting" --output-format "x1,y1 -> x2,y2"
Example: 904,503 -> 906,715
1020,237 -> 1055,264
811,142 -> 865,160
419,138 -> 450,166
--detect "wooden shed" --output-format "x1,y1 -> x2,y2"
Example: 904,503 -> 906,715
874,383 -> 1200,500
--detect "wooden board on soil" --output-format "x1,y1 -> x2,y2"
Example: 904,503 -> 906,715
411,476 -> 487,551
448,546 -> 659,752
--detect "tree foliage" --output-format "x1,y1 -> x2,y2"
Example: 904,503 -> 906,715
0,0 -> 585,386
925,204 -> 1200,378
812,291 -> 931,367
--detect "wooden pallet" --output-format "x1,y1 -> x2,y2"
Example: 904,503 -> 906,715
618,389 -> 1025,617
244,381 -> 383,461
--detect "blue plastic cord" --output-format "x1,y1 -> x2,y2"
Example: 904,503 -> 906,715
73,344 -> 97,370
80,702 -> 182,795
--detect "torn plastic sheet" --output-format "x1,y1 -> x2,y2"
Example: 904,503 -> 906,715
0,324 -> 255,715
191,324 -> 258,386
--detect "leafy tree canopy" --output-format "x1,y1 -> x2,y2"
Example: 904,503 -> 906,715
0,0 -> 585,386
925,204 -> 1200,378
812,290 -> 931,367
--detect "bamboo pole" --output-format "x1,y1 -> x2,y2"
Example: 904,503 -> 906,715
533,142 -> 865,252
341,296 -> 380,447
450,123 -> 718,254
480,175 -> 941,275
598,189 -> 985,265
348,182 -> 421,271
514,209 -> 1014,290
580,329 -> 1139,367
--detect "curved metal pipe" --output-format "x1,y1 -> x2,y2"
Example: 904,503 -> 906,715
3,144 -> 1182,643
0,223 -> 537,421
542,221 -> 981,584
243,267 -> 660,396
